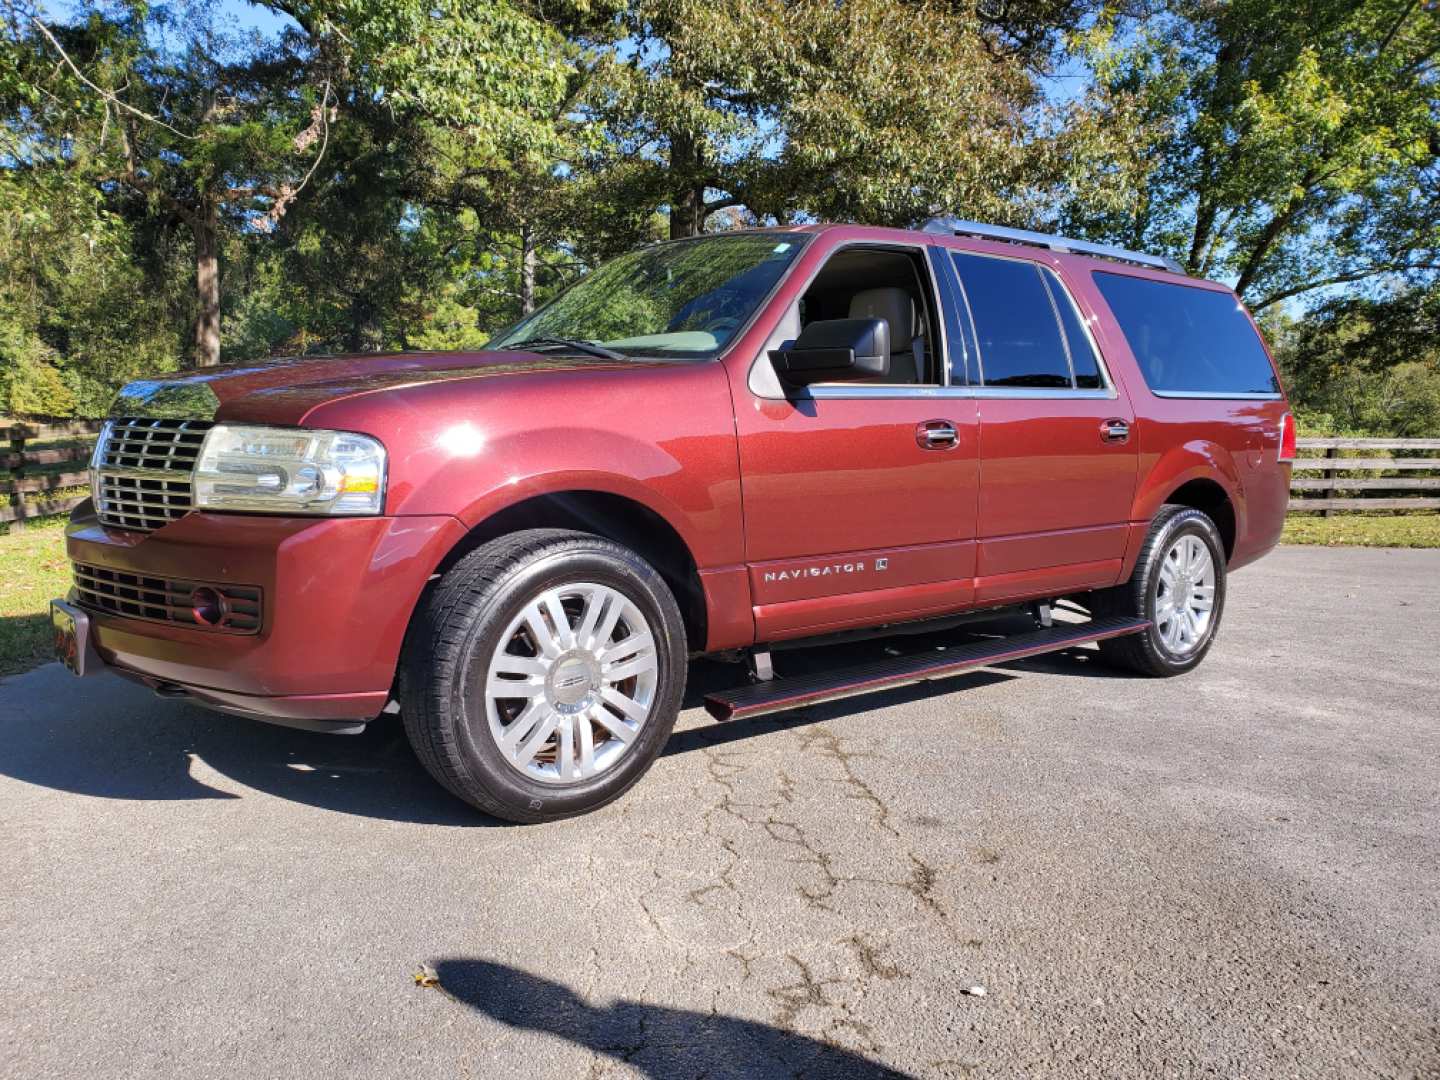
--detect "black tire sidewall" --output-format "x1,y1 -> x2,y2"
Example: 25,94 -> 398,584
1141,512 -> 1227,674
442,544 -> 685,820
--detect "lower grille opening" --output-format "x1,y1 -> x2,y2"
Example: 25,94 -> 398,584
73,563 -> 262,634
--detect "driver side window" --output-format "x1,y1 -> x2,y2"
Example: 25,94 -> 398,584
798,247 -> 942,386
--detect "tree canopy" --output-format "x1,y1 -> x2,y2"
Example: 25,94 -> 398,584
1,0 -> 1437,434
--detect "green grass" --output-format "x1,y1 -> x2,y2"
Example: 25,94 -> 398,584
1282,512 -> 1440,548
0,519 -> 72,676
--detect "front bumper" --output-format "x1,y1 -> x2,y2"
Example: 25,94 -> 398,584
64,501 -> 466,724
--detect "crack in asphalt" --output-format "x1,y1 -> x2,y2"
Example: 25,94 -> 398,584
793,726 -> 900,838
678,720 -> 967,1066
843,933 -> 909,983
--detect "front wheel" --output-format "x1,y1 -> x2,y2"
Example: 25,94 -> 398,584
1092,505 -> 1227,677
400,529 -> 687,822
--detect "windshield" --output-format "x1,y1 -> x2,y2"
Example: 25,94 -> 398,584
488,232 -> 806,359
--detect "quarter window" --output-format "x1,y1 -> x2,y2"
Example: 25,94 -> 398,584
1093,272 -> 1281,396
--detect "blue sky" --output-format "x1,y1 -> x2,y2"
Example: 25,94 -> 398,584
219,0 -> 293,35
50,0 -> 294,36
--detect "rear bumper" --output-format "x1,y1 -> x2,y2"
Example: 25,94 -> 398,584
65,501 -> 466,722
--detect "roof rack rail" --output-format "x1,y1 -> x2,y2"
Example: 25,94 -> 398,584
921,217 -> 1185,275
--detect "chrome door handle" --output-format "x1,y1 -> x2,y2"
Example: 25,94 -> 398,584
1101,418 -> 1130,443
917,420 -> 960,449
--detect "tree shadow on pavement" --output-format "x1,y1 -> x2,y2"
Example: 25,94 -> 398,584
431,958 -> 915,1079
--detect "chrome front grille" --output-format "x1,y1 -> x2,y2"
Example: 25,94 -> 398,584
95,418 -> 213,532
73,563 -> 262,633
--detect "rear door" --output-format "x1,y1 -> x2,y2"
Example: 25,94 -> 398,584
941,248 -> 1139,602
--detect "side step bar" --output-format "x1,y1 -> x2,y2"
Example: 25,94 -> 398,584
703,616 -> 1150,722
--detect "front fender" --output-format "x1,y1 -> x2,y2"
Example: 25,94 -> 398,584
443,430 -> 709,556
302,363 -> 745,571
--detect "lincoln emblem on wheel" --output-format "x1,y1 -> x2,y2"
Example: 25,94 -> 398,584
54,221 -> 1293,822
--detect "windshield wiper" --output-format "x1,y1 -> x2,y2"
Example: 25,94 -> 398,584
499,337 -> 627,361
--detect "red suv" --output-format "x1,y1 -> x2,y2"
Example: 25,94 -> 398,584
53,220 -> 1295,822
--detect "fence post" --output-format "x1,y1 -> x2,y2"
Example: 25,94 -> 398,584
1322,445 -> 1339,519
6,424 -> 27,531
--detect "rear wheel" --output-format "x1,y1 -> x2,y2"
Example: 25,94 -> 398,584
400,529 -> 687,822
1093,505 -> 1227,677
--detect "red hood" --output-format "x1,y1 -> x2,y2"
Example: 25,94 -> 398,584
110,350 -> 641,426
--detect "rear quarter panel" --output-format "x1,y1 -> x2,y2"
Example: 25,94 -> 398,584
1060,260 -> 1292,575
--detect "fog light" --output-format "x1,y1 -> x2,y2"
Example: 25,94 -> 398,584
190,586 -> 227,627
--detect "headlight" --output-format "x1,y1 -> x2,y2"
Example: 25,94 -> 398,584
193,424 -> 387,515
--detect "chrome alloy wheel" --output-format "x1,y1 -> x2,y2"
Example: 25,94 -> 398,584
1155,534 -> 1216,656
484,582 -> 659,786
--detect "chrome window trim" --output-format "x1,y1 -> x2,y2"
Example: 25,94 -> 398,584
946,248 -> 1120,401
926,244 -> 974,386
747,238 -> 951,399
1151,390 -> 1284,400
800,385 -> 1118,401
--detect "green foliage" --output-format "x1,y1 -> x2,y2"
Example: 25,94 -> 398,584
0,323 -> 74,416
1072,0 -> 1439,312
1274,284 -> 1440,437
408,292 -> 490,351
0,520 -> 72,673
0,128 -> 184,416
291,0 -> 573,152
0,0 -> 1434,434
589,0 -> 1133,238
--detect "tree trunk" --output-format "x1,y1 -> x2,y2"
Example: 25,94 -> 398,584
520,222 -> 536,315
668,130 -> 706,239
347,293 -> 371,353
670,186 -> 705,238
190,200 -> 221,367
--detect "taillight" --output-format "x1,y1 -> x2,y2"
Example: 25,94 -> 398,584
1278,412 -> 1296,463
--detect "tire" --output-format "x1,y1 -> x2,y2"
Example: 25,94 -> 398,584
1092,505 -> 1227,677
399,529 -> 687,823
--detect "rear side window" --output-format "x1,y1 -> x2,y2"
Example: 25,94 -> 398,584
952,252 -> 1106,390
953,253 -> 1071,387
1093,272 -> 1281,395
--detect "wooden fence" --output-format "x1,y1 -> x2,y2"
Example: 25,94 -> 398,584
2,419 -> 103,526
1291,437 -> 1440,514
4,422 -> 1439,527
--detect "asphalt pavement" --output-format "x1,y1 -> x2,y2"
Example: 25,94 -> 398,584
2,545 -> 1437,1079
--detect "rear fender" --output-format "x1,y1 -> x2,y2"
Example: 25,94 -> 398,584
1121,441 -> 1245,579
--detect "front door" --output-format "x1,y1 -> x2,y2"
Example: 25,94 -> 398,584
731,241 -> 980,641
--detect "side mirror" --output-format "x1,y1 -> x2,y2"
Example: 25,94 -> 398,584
769,317 -> 890,386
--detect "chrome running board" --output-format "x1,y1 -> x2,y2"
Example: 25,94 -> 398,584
703,617 -> 1150,722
